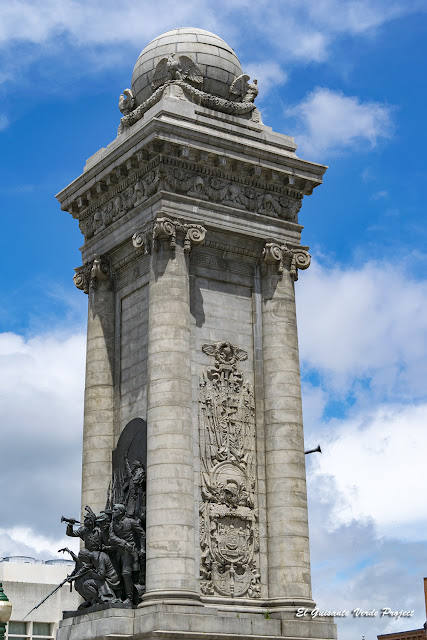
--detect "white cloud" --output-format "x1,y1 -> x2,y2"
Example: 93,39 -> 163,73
309,403 -> 427,539
0,527 -> 79,559
304,0 -> 414,35
0,1 -> 221,47
286,87 -> 393,158
0,0 -> 423,56
296,259 -> 427,399
222,0 -> 423,63
0,331 -> 86,540
260,16 -> 330,63
305,403 -> 427,639
0,332 -> 85,407
244,62 -> 287,97
0,114 -> 8,130
307,488 -> 427,640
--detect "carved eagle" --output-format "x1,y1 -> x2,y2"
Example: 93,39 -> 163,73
119,88 -> 135,115
202,341 -> 248,365
229,74 -> 259,103
151,53 -> 203,91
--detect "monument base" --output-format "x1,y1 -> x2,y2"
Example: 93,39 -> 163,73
57,602 -> 337,640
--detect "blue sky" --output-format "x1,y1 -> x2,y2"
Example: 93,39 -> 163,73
1,2 -> 426,638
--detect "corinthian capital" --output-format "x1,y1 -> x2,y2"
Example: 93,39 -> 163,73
261,242 -> 310,281
73,254 -> 113,294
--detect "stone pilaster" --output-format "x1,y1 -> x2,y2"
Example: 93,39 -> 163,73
144,217 -> 205,601
260,242 -> 313,606
74,255 -> 115,516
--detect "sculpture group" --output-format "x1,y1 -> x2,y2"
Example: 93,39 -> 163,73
118,54 -> 260,134
60,456 -> 146,609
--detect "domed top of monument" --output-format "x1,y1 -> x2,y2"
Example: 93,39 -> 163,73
131,28 -> 244,105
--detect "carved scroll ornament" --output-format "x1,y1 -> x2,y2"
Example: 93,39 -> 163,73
132,217 -> 206,253
199,342 -> 260,598
262,242 -> 311,280
73,254 -> 113,294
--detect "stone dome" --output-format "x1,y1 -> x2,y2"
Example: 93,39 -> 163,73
131,28 -> 243,106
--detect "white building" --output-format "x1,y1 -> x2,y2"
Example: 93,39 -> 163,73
0,556 -> 80,640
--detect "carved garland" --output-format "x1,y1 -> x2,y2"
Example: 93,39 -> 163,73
199,342 -> 260,598
118,80 -> 261,136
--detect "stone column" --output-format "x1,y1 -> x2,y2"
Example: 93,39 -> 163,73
143,217 -> 205,601
261,242 -> 314,606
74,255 -> 115,516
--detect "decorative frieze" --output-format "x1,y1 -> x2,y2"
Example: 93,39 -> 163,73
262,242 -> 310,280
75,154 -> 303,243
73,254 -> 113,294
199,342 -> 260,598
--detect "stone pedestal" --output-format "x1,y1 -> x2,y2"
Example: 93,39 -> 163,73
58,603 -> 336,640
56,26 -> 336,640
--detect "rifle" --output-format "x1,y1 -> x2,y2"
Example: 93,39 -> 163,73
22,576 -> 70,620
22,567 -> 89,620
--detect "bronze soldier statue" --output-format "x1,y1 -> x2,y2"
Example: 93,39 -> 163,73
109,503 -> 146,604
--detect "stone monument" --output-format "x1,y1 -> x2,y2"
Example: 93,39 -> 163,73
56,27 -> 336,640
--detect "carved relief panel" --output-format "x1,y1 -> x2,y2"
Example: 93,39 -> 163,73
76,154 -> 303,243
199,342 -> 260,598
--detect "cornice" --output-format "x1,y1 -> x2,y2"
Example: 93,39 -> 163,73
56,105 -> 327,215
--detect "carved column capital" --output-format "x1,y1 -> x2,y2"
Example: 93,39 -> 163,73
133,216 -> 206,254
261,242 -> 310,281
154,216 -> 206,252
73,254 -> 113,293
73,263 -> 92,294
182,223 -> 206,252
153,217 -> 179,251
132,223 -> 153,254
91,254 -> 113,290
